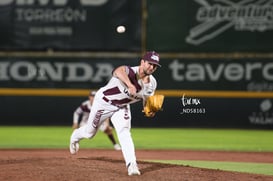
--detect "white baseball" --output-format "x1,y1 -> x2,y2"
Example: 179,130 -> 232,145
116,26 -> 126,33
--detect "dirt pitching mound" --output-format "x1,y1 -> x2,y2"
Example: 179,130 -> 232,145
0,149 -> 272,181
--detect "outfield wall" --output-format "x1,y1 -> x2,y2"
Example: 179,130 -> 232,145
0,55 -> 272,129
1,94 -> 273,129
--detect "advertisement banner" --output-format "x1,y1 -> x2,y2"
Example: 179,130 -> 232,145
147,0 -> 273,52
1,56 -> 273,91
155,57 -> 273,91
0,0 -> 141,51
0,56 -> 139,89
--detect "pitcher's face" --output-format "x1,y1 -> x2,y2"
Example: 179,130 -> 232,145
142,60 -> 158,75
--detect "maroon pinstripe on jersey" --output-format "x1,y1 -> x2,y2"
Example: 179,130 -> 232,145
102,86 -> 132,105
127,66 -> 141,92
110,98 -> 132,105
103,86 -> 121,96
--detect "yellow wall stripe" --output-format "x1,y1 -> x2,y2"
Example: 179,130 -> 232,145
0,88 -> 90,97
155,90 -> 273,98
0,88 -> 273,98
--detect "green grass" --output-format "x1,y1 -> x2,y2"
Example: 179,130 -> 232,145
150,160 -> 273,176
0,126 -> 273,176
132,128 -> 273,152
0,126 -> 116,149
1,127 -> 273,151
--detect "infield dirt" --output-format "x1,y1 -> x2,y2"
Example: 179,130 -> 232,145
0,149 -> 273,181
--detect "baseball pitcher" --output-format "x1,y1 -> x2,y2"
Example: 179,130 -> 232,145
70,51 -> 163,176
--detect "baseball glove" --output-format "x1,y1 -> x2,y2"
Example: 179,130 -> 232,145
143,95 -> 165,117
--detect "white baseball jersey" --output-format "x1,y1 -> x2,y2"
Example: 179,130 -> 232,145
98,66 -> 157,106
